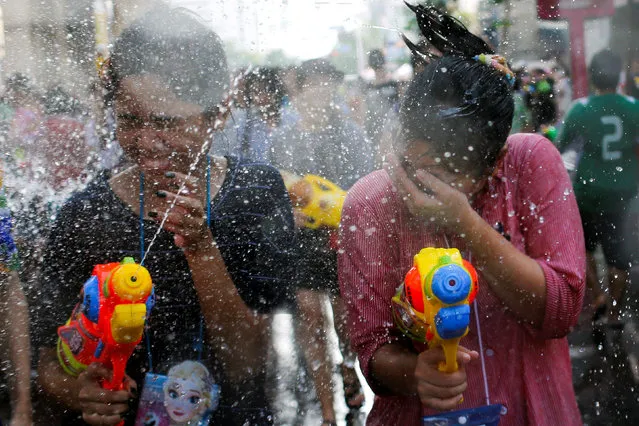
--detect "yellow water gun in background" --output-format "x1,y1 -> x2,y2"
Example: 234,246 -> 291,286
280,171 -> 346,229
392,248 -> 478,373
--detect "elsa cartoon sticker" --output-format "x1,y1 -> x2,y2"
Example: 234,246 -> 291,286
162,361 -> 219,426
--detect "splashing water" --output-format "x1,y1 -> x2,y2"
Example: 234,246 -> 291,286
139,67 -> 252,267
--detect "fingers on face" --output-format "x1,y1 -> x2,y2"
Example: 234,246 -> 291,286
415,169 -> 445,194
388,154 -> 442,204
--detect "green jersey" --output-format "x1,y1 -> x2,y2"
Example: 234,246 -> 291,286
557,93 -> 639,212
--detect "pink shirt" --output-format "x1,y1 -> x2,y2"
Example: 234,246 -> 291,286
338,134 -> 585,426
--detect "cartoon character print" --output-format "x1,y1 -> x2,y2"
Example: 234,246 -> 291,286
162,361 -> 218,426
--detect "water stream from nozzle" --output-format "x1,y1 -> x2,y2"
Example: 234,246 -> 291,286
137,68 -> 252,270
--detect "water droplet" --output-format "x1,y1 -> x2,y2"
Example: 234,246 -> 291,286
616,166 -> 624,172
349,225 -> 357,232
468,146 -> 474,151
508,210 -> 515,217
444,152 -> 451,158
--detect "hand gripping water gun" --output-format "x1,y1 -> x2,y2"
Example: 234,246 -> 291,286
280,171 -> 346,229
57,257 -> 155,390
392,248 -> 478,373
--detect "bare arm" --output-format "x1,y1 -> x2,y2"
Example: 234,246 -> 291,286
386,150 -> 560,329
37,347 -> 83,411
37,348 -> 132,425
458,207 -> 546,325
1,271 -> 32,423
369,343 -> 419,396
184,238 -> 269,384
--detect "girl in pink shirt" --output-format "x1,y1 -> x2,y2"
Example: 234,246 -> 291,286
338,5 -> 585,426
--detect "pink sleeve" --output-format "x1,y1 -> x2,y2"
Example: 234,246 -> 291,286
338,176 -> 409,393
515,136 -> 586,339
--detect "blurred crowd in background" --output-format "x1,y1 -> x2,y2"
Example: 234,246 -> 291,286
0,3 -> 637,423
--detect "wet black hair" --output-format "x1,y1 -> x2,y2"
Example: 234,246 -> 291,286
108,7 -> 229,110
368,49 -> 386,70
43,86 -> 84,116
399,4 -> 514,174
5,73 -> 31,93
244,67 -> 286,108
589,49 -> 622,91
296,58 -> 344,89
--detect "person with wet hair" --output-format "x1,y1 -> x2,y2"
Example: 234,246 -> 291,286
231,67 -> 286,162
32,7 -> 296,426
270,58 -> 371,426
557,49 -> 639,328
363,49 -> 400,157
339,5 -> 584,425
525,67 -> 557,132
0,175 -> 32,426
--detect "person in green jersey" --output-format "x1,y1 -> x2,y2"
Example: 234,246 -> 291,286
558,49 -> 639,325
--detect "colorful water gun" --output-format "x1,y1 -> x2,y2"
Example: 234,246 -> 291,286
392,248 -> 478,373
57,257 -> 155,391
281,171 -> 346,229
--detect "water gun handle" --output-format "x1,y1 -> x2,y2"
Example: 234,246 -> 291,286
439,338 -> 461,373
100,351 -> 128,391
100,352 -> 128,426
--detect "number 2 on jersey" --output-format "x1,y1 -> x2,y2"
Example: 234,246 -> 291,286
601,115 -> 623,161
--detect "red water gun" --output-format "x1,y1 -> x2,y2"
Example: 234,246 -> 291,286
57,257 -> 154,391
